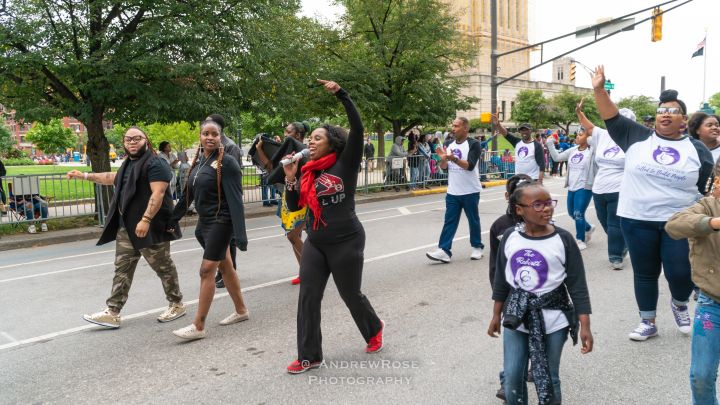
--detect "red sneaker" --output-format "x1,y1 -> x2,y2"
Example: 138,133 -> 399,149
366,320 -> 385,353
286,359 -> 322,374
291,276 -> 301,285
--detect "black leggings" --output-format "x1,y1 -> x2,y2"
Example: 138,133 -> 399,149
297,229 -> 382,362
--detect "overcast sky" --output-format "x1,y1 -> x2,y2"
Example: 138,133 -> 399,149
301,0 -> 718,111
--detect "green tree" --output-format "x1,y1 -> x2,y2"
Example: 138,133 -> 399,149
510,90 -> 551,130
709,92 -> 720,112
546,90 -> 600,135
146,122 -> 198,152
0,0 -> 307,173
25,119 -> 76,154
324,0 -> 477,158
0,124 -> 15,157
617,95 -> 657,122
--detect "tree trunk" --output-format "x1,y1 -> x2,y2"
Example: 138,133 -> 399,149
392,119 -> 402,141
85,105 -> 110,173
374,122 -> 385,164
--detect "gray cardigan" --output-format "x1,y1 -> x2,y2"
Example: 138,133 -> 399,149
546,139 -> 596,190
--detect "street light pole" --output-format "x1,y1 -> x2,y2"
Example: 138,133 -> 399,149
490,0 -> 498,149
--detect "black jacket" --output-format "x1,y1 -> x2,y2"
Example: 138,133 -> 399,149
98,150 -> 181,249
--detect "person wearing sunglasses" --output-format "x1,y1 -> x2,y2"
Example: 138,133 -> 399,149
592,66 -> 714,342
67,127 -> 186,329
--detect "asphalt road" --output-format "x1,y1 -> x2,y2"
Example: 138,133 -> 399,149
0,177 -> 695,404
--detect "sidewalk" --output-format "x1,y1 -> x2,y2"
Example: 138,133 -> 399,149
0,180 -> 509,252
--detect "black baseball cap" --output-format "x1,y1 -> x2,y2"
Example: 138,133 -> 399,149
519,123 -> 533,130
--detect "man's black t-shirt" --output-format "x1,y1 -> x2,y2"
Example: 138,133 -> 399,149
118,157 -> 172,228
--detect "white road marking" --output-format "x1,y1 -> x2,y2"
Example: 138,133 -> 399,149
397,207 -> 413,215
0,209 -> 576,352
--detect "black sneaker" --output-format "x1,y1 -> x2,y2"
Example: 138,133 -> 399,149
215,271 -> 225,289
496,387 -> 506,401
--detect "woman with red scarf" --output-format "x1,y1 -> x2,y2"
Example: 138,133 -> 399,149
283,80 -> 384,374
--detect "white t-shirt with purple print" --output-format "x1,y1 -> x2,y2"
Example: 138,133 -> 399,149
605,115 -> 715,222
589,127 -> 625,194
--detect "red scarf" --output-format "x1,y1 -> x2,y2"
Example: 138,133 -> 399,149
299,152 -> 338,230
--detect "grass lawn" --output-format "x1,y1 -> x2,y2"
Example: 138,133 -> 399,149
369,135 -> 515,158
4,165 -> 114,201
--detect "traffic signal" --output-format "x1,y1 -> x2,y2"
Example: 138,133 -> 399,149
569,62 -> 576,83
651,7 -> 662,42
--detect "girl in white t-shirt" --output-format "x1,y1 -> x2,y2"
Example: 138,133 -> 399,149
688,112 -> 720,163
546,128 -> 595,251
488,181 -> 593,405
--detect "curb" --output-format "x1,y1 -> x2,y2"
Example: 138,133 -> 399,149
411,180 -> 507,196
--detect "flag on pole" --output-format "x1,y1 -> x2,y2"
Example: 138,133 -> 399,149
692,37 -> 706,58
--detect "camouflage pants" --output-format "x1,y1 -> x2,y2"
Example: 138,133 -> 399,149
106,228 -> 183,312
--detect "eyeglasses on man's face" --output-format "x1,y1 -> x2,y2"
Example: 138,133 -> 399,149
518,199 -> 558,212
123,136 -> 145,144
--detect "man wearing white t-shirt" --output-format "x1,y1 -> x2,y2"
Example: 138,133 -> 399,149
494,119 -> 546,182
426,117 -> 484,263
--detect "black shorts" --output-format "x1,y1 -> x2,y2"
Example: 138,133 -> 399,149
195,220 -> 233,261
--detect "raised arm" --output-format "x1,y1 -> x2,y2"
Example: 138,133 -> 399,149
546,138 -> 574,162
318,79 -> 364,168
591,65 -> 619,120
575,98 -> 595,133
491,114 -> 520,147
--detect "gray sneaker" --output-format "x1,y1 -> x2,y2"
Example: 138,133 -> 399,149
157,302 -> 187,323
671,301 -> 692,335
83,308 -> 121,328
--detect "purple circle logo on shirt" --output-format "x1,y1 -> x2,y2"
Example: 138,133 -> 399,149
517,146 -> 529,158
510,249 -> 549,292
652,146 -> 680,165
603,145 -> 621,158
570,153 -> 584,164
451,148 -> 463,160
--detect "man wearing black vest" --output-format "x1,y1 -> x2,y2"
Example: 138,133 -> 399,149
67,127 -> 186,328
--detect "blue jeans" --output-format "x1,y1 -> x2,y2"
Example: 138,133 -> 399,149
620,217 -> 693,319
438,192 -> 483,255
410,166 -> 420,188
592,192 -> 627,263
503,327 -> 568,405
566,189 -> 593,241
691,292 -> 720,405
261,180 -> 278,206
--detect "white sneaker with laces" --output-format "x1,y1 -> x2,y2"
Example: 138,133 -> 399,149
27,224 -> 37,234
426,248 -> 451,263
173,324 -> 207,340
576,240 -> 587,251
41,223 -> 48,232
471,247 -> 484,260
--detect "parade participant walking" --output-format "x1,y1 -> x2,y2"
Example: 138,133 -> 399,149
168,119 -> 250,340
204,114 -> 244,289
488,181 -> 593,405
68,127 -> 186,328
546,127 -> 596,251
592,66 -> 714,341
425,117 -> 484,263
494,117 -> 545,182
255,121 -> 309,285
576,99 -> 632,269
283,80 -> 383,374
666,161 -> 720,405
688,112 -> 720,163
487,173 -> 532,402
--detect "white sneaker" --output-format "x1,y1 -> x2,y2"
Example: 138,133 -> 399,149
173,324 -> 207,340
610,261 -> 624,270
426,248 -> 451,263
41,223 -> 48,232
27,224 -> 37,234
219,311 -> 250,326
585,225 -> 596,243
471,247 -> 484,260
576,240 -> 587,251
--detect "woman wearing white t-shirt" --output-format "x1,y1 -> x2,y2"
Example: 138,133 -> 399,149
576,101 -> 634,270
546,128 -> 595,251
593,66 -> 714,342
688,112 -> 720,163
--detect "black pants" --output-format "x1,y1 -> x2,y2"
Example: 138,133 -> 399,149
297,229 -> 382,362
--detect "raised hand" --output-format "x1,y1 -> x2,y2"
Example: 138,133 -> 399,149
67,170 -> 83,180
317,79 -> 341,94
591,65 -> 606,90
575,97 -> 585,115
